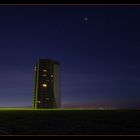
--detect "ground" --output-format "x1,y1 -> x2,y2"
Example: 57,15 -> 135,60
0,108 -> 140,135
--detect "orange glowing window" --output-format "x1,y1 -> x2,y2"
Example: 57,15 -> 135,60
43,69 -> 47,72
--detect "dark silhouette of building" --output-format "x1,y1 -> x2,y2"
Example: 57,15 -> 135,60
33,59 -> 61,109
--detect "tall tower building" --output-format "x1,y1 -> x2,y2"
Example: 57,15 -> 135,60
33,59 -> 61,109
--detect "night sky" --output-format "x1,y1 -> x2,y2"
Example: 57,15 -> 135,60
0,5 -> 140,108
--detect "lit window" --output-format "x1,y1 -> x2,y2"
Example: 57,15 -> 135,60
43,74 -> 47,77
42,84 -> 47,87
37,101 -> 40,103
51,75 -> 53,77
45,98 -> 49,100
43,69 -> 47,72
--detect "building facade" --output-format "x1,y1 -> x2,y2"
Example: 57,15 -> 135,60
33,59 -> 61,109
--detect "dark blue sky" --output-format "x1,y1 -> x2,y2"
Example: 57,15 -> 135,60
0,5 -> 140,108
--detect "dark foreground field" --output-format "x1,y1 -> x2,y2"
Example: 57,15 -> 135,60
0,109 -> 140,135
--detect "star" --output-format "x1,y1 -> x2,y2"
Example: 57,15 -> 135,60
84,17 -> 88,21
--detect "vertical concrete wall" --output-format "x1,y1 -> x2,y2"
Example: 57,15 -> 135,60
53,64 -> 61,108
